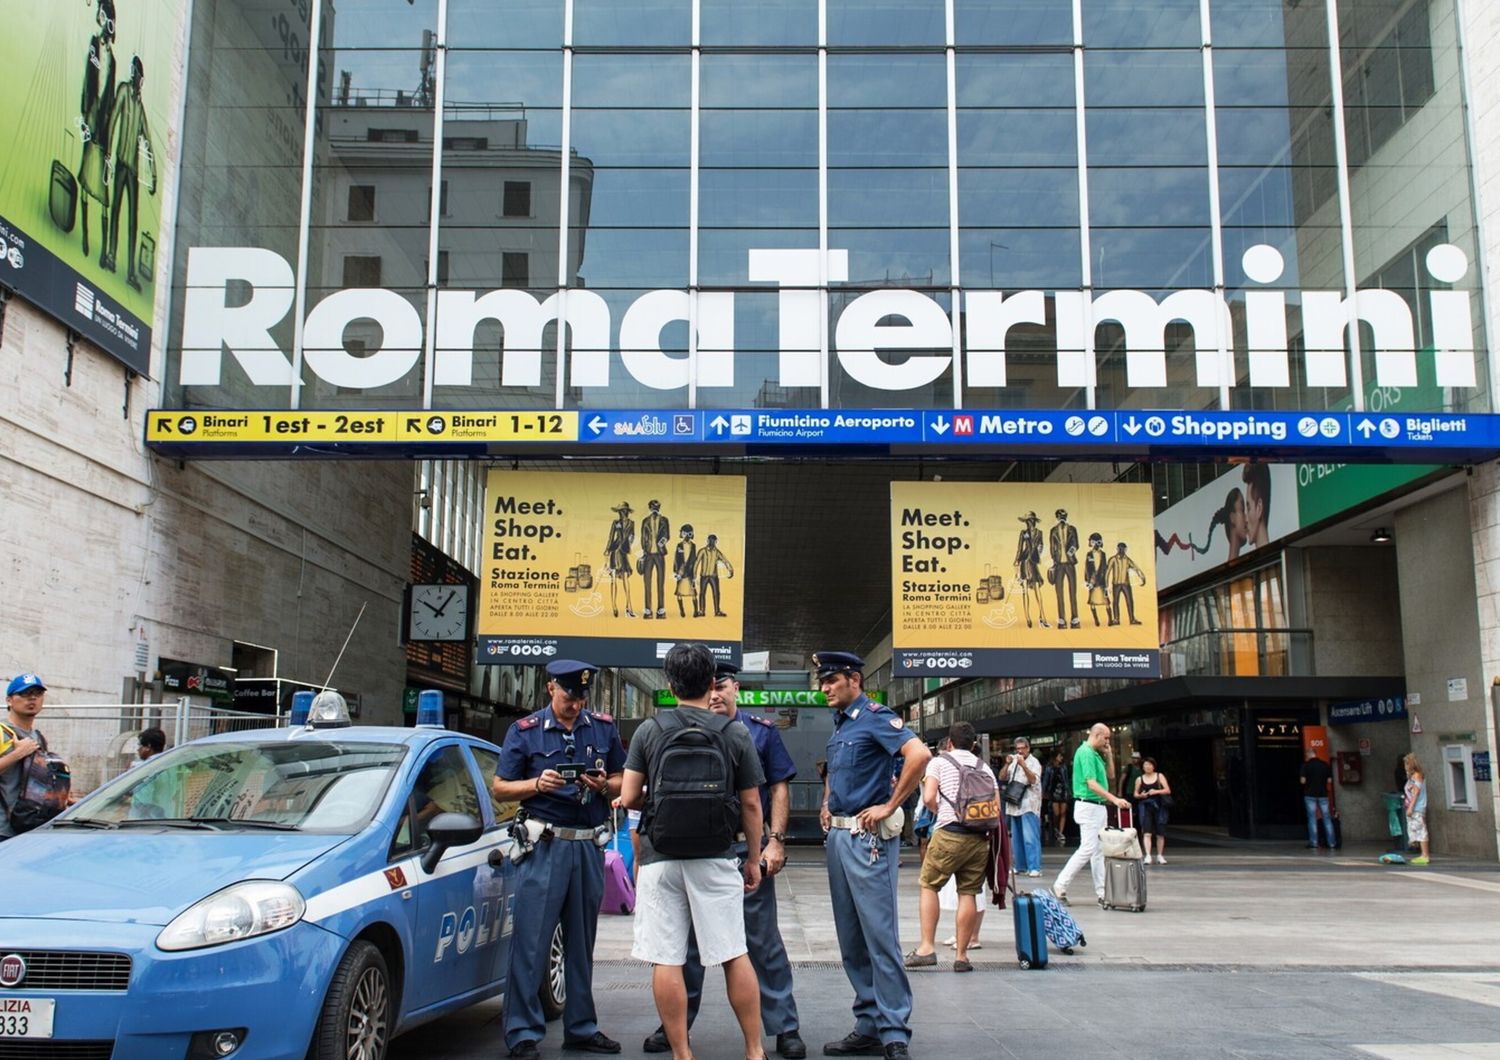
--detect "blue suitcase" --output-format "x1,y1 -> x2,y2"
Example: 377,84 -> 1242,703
1012,891 -> 1048,969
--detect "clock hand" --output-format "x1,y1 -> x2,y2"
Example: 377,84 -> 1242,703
420,597 -> 442,614
433,590 -> 457,616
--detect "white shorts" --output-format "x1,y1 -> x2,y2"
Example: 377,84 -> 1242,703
632,857 -> 747,967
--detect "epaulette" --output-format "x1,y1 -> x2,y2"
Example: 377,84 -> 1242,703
591,712 -> 614,723
745,714 -> 773,727
517,716 -> 540,730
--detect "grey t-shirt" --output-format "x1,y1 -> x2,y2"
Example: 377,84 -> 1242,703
0,724 -> 40,840
625,708 -> 765,866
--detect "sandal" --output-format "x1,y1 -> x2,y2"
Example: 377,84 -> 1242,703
953,959 -> 974,973
903,949 -> 937,968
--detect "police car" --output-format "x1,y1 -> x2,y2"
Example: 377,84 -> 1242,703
0,692 -> 566,1060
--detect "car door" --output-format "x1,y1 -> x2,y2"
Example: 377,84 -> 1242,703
467,743 -> 518,992
391,742 -> 491,1014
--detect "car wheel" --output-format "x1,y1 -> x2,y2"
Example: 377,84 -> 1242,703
539,923 -> 566,1021
312,940 -> 391,1060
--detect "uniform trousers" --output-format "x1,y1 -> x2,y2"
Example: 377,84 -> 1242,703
825,827 -> 912,1046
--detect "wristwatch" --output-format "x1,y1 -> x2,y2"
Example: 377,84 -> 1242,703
768,831 -> 786,842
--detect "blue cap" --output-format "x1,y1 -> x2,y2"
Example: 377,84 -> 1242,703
545,659 -> 598,698
812,652 -> 863,678
714,661 -> 740,680
6,674 -> 46,696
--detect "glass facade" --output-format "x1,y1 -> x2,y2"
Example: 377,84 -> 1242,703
167,0 -> 1487,417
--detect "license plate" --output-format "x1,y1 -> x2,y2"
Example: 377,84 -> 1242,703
0,998 -> 54,1038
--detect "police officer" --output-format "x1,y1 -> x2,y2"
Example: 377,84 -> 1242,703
643,662 -> 806,1059
816,652 -> 930,1060
492,660 -> 626,1058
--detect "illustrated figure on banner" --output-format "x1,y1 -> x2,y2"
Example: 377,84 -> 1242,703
695,533 -> 734,618
1083,532 -> 1113,626
1049,508 -> 1079,630
604,501 -> 637,618
639,499 -> 670,621
77,0 -> 117,260
1014,511 -> 1050,629
673,524 -> 698,618
1106,541 -> 1147,625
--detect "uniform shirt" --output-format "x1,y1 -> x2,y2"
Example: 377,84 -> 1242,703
738,711 -> 798,820
498,707 -> 626,829
625,709 -> 765,866
825,694 -> 916,816
1071,743 -> 1108,803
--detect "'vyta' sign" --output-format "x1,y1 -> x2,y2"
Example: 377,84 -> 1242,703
180,244 -> 1478,394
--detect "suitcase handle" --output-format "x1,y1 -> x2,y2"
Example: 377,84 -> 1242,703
1111,804 -> 1132,830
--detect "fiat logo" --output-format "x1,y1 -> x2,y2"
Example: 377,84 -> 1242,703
0,955 -> 24,988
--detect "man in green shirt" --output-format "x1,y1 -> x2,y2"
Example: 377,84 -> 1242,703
1051,723 -> 1130,906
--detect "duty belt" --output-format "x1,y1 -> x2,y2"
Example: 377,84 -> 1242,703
543,823 -> 601,841
829,815 -> 862,830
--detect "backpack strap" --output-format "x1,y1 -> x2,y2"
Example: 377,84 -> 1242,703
936,751 -> 964,816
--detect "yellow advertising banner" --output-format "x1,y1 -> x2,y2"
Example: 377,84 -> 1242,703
890,482 -> 1160,677
478,471 -> 746,667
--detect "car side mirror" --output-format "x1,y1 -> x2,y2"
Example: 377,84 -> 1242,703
420,812 -> 483,873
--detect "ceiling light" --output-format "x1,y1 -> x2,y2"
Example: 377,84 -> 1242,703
1369,527 -> 1392,544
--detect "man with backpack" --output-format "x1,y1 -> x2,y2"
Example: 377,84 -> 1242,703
642,660 -> 805,1058
903,722 -> 1000,974
621,644 -> 768,1060
1,674 -> 53,840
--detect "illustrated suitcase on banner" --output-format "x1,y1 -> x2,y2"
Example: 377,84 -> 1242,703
139,232 -> 156,282
576,554 -> 593,589
987,571 -> 1004,599
977,565 -> 990,604
49,159 -> 77,233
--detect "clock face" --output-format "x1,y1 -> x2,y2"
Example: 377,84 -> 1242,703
409,584 -> 470,641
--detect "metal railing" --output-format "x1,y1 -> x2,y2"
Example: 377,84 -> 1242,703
35,700 -> 285,796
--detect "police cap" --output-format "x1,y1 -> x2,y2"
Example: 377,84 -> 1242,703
714,661 -> 740,681
813,651 -> 863,678
545,659 -> 599,697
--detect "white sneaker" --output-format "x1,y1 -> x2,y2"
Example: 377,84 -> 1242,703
1027,870 -> 1041,877
1156,855 -> 1167,865
942,936 -> 957,948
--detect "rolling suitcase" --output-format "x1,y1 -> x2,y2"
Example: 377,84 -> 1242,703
1031,887 -> 1085,951
1011,890 -> 1048,969
49,160 -> 77,233
1102,808 -> 1147,912
600,849 -> 635,915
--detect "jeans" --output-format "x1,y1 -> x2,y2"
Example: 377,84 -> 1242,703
1008,811 -> 1041,873
1054,800 -> 1107,898
1304,796 -> 1336,847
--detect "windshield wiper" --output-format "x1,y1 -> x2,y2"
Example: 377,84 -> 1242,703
189,816 -> 301,831
116,817 -> 223,830
51,817 -> 117,829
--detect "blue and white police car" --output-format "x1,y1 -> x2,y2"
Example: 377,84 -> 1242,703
0,692 -> 566,1059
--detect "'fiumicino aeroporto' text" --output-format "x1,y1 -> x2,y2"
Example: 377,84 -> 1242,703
179,245 -> 1477,395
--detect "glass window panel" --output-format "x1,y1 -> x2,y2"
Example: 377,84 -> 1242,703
1089,168 -> 1212,227
958,169 -> 1080,228
828,170 -> 950,228
698,229 -> 818,286
826,0 -> 945,46
958,110 -> 1078,166
954,0 -> 1072,46
1085,51 -> 1206,107
447,0 -> 563,49
962,293 -> 1087,409
958,229 -> 1082,288
1213,49 -> 1333,109
571,54 -> 691,109
1086,109 -> 1207,165
430,289 -> 560,411
830,230 -> 951,285
328,0 -> 437,49
701,110 -> 818,167
828,289 -> 954,410
699,171 -> 819,228
1218,167 -> 1299,231
574,0 -> 690,47
1220,226 -> 1320,289
298,287 -> 426,409
1089,228 -> 1214,288
955,54 -> 1076,108
1083,0 -> 1201,48
702,0 -> 818,46
828,110 -> 949,166
570,109 -> 691,166
444,52 -> 563,110
828,54 -> 948,108
557,290 -> 694,410
573,227 -> 689,288
694,297 -> 822,409
587,169 -> 691,227
439,219 -> 566,288
701,55 -> 819,108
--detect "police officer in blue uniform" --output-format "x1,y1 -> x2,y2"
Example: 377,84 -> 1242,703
492,660 -> 627,1059
816,652 -> 931,1060
642,661 -> 807,1059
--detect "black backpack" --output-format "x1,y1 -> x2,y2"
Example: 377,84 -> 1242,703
3,727 -> 70,834
643,709 -> 738,858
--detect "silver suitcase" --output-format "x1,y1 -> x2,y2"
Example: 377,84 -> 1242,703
1102,807 -> 1147,912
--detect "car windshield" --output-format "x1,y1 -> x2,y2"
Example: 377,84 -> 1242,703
74,740 -> 408,833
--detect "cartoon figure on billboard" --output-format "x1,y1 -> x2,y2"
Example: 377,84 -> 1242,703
639,498 -> 670,620
603,501 -> 636,618
673,524 -> 698,618
695,533 -> 734,618
103,55 -> 157,289
77,0 -> 117,258
1049,507 -> 1079,629
1084,532 -> 1112,627
1014,511 -> 1050,629
1106,541 -> 1148,626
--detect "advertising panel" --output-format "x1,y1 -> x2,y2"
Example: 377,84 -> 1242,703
478,470 -> 746,668
0,1 -> 183,374
1154,465 -> 1300,590
891,482 -> 1160,678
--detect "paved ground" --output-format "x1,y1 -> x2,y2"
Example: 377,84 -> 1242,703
392,840 -> 1500,1059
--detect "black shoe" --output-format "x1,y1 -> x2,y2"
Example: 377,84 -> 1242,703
823,1033 -> 884,1057
778,1031 -> 808,1059
884,1045 -> 910,1060
562,1031 -> 622,1054
643,1028 -> 671,1054
508,1042 -> 540,1060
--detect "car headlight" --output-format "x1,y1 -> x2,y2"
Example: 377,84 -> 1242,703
157,881 -> 305,952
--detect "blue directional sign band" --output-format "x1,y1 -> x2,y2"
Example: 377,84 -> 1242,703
146,407 -> 1500,462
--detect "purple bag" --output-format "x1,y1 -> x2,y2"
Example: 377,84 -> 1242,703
600,849 -> 635,915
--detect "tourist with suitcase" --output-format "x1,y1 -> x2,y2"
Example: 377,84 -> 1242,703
1050,723 -> 1131,907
